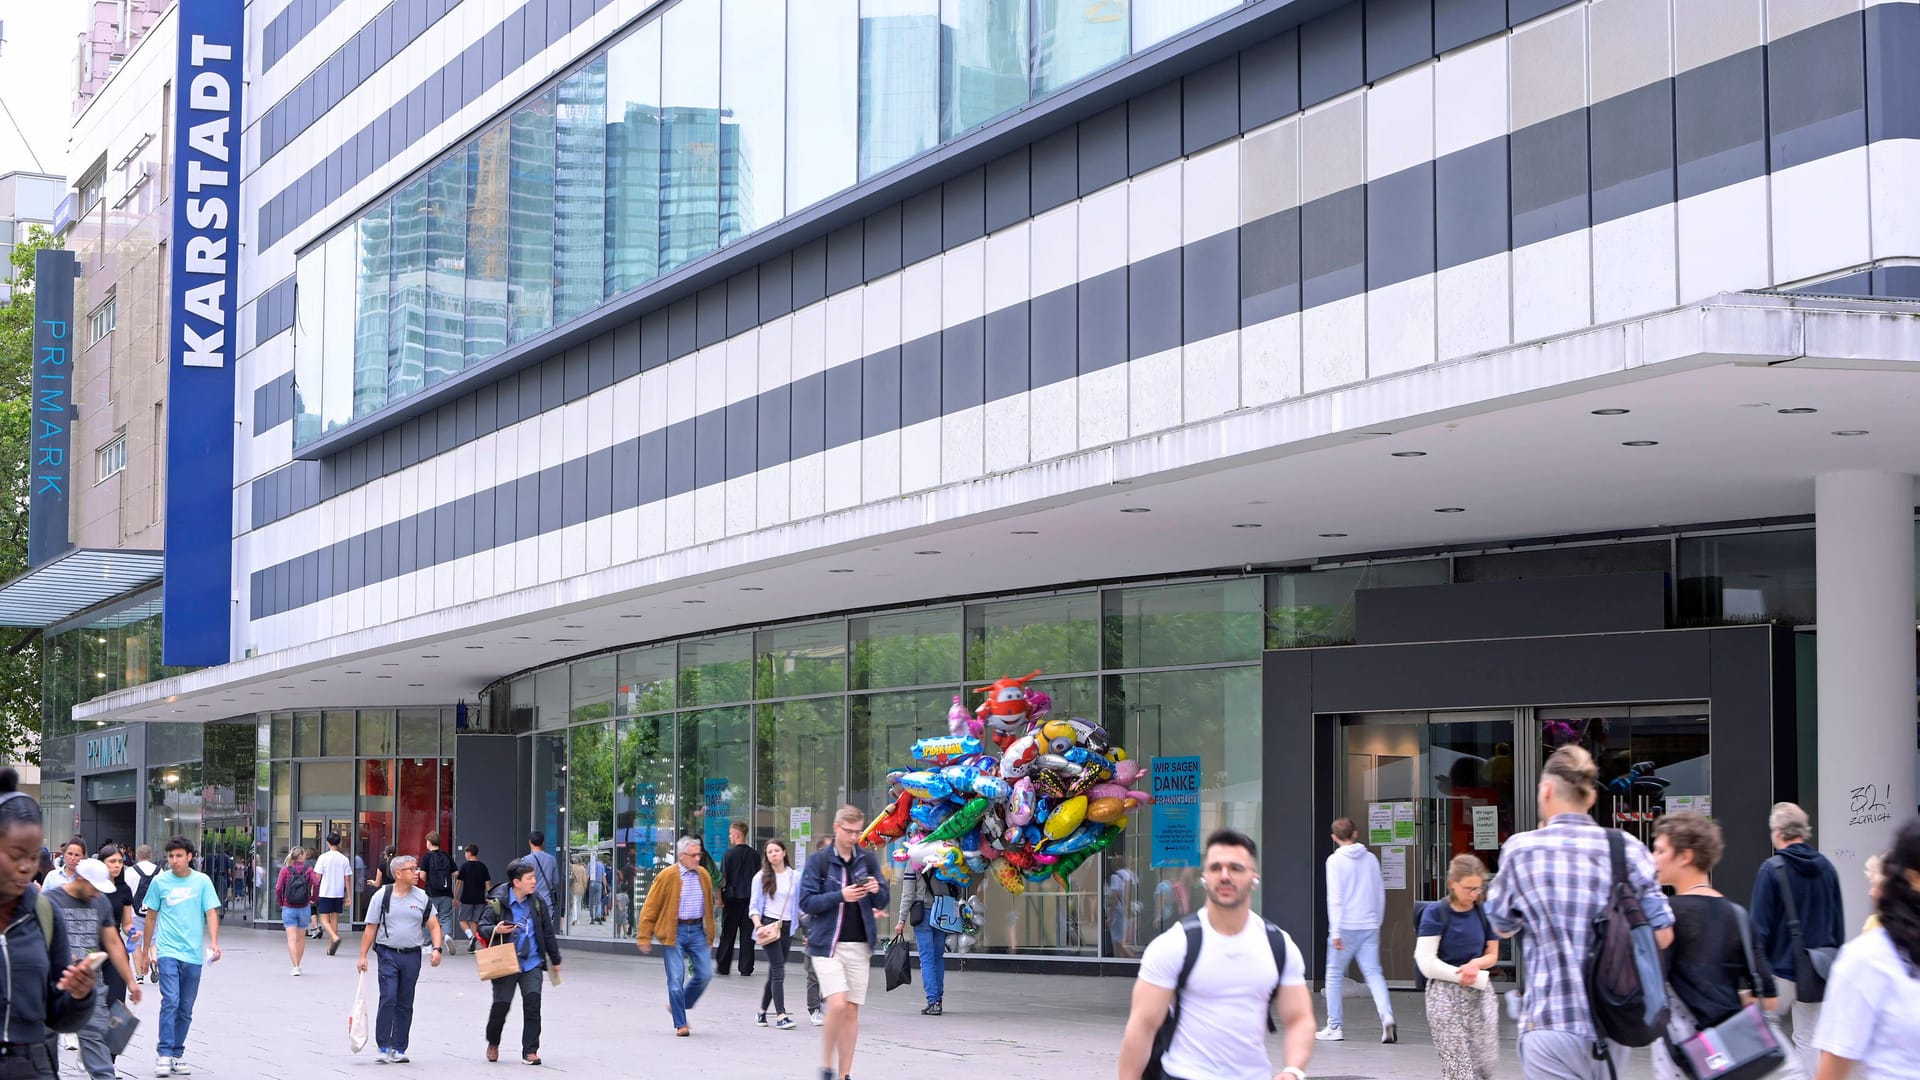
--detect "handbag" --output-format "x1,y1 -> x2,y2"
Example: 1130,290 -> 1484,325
754,919 -> 783,946
103,999 -> 140,1058
346,971 -> 370,1054
883,928 -> 913,992
1768,859 -> 1835,1002
476,924 -> 523,982
1670,904 -> 1786,1080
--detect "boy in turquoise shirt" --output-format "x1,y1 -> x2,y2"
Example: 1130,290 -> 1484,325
139,837 -> 222,1077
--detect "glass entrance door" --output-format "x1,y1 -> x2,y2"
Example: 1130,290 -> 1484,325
1335,710 -> 1521,985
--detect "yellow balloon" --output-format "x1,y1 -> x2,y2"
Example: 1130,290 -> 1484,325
1044,795 -> 1089,840
1113,815 -> 1128,831
1086,796 -> 1125,824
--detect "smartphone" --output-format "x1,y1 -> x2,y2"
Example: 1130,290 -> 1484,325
83,951 -> 108,971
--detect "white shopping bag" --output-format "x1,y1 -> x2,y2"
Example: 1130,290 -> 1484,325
348,970 -> 371,1053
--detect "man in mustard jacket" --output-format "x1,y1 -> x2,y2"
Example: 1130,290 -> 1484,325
637,835 -> 718,1036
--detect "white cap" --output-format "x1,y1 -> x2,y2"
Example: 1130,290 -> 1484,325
75,858 -> 113,893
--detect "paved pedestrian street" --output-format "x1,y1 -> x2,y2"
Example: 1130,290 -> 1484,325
71,927 -> 1589,1078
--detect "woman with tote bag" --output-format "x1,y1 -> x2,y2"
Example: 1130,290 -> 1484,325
749,839 -> 799,1030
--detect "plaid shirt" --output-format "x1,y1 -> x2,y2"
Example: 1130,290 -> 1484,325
677,866 -> 706,920
1485,813 -> 1674,1038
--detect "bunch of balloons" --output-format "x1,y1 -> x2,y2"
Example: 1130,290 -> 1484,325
860,670 -> 1152,894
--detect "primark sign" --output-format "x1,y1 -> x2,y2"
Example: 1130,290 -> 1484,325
83,732 -> 130,771
163,0 -> 243,667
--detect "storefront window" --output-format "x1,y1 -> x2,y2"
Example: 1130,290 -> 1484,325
755,698 -> 845,868
358,710 -> 394,756
1677,529 -> 1816,627
295,712 -> 323,757
618,646 -> 677,715
323,711 -> 356,757
272,714 -> 292,757
1457,540 -> 1670,583
756,623 -> 847,699
1104,579 -> 1263,669
535,669 -> 569,730
358,759 -> 395,914
679,635 -> 754,707
566,721 -> 616,936
680,707 -> 751,858
573,656 -> 617,722
850,608 -> 961,690
619,714 -> 677,930
966,593 -> 1099,679
1266,560 -> 1450,648
847,689 -> 955,817
398,710 -> 442,757
531,735 -> 568,876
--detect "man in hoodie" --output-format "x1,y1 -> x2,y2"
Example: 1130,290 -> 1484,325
1750,801 -> 1844,1080
1318,817 -> 1395,1043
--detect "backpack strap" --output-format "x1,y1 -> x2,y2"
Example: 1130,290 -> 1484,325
34,892 -> 53,951
1607,829 -> 1629,889
1767,857 -> 1805,947
374,885 -> 393,943
1262,922 -> 1290,1034
1168,912 -> 1204,1035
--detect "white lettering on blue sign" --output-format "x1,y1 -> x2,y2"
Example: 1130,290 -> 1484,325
178,34 -> 234,369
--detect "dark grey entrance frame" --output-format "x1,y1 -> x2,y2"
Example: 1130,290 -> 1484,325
1262,624 -> 1796,979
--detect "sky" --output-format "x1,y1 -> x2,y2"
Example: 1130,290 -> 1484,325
0,0 -> 84,179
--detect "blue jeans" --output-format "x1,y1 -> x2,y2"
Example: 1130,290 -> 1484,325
1324,927 -> 1393,1029
914,923 -> 947,1005
154,957 -> 203,1059
662,922 -> 714,1029
375,945 -> 422,1053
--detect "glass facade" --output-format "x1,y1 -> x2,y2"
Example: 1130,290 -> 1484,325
293,0 -> 1257,443
41,591 -> 194,745
492,577 -> 1264,956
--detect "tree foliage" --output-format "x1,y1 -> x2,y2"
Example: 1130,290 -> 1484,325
0,227 -> 61,762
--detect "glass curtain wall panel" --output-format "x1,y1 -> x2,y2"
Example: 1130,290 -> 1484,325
291,245 -> 326,443
567,721 -> 616,935
679,634 -> 753,707
787,0 -> 859,211
1032,0 -> 1129,94
357,759 -> 395,915
423,152 -> 469,386
605,22 -> 662,296
720,0 -> 786,244
571,655 -> 617,723
554,58 -> 609,323
618,645 -> 678,714
352,205 -> 391,418
465,124 -> 512,367
964,592 -> 1099,679
1103,579 -> 1263,668
618,714 -> 676,934
386,177 -> 430,400
320,231 -> 357,433
755,623 -> 848,699
940,0 -> 1029,140
859,0 -> 940,179
1132,0 -> 1238,50
755,697 -> 845,855
849,607 -> 962,690
509,92 -> 558,344
661,0 -> 721,272
679,706 -> 752,859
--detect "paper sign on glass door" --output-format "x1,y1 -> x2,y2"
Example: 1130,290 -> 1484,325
1381,846 -> 1408,890
1472,805 -> 1500,851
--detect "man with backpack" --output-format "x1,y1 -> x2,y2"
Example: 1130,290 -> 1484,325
420,833 -> 460,944
1750,801 -> 1844,1080
1117,828 -> 1315,1080
355,855 -> 445,1065
1486,745 -> 1674,1079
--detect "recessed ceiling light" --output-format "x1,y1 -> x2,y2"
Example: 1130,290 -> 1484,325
407,683 -> 425,688
828,568 -> 855,573
247,691 -> 263,696
1739,403 -> 1770,409
682,599 -> 706,604
1390,451 -> 1427,458
1120,507 -> 1152,514
513,636 -> 531,641
421,655 -> 440,659
1232,523 -> 1262,529
913,550 -> 942,555
344,670 -> 362,675
381,662 -> 401,667
376,675 -> 392,679
621,613 -> 645,617
309,678 -> 326,683
1011,530 -> 1039,535
1621,440 -> 1659,447
277,685 -> 294,690
1832,429 -> 1870,436
738,587 -> 764,593
1591,408 -> 1631,416
563,625 -> 584,630
1778,407 -> 1818,414
1434,507 -> 1467,514
1318,532 -> 1348,538
464,645 -> 485,650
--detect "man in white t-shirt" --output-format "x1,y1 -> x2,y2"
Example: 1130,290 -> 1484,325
313,833 -> 354,954
1118,828 -> 1315,1080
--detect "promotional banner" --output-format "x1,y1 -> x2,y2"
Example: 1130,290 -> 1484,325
27,248 -> 76,568
702,778 -> 731,856
1150,756 -> 1202,869
163,0 -> 243,665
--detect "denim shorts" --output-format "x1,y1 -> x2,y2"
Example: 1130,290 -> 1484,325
282,905 -> 313,929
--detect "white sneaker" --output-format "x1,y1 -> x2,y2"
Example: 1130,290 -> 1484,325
1315,1025 -> 1344,1041
808,1009 -> 823,1026
154,1057 -> 171,1078
290,966 -> 301,976
387,1050 -> 410,1063
170,1059 -> 192,1075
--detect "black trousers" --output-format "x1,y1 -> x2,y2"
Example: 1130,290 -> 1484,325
759,928 -> 791,1014
716,898 -> 754,975
0,1041 -> 56,1080
485,967 -> 543,1056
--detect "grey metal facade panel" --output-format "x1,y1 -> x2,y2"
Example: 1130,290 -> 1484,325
695,411 -> 727,488
864,349 -> 904,437
1183,228 -> 1239,344
1078,268 -> 1129,373
1300,4 -> 1364,109
1240,29 -> 1300,131
611,440 -> 640,512
539,357 -> 564,411
455,393 -> 477,445
637,428 -> 668,504
589,334 -> 616,394
864,205 -> 904,281
563,347 -> 589,402
942,169 -> 986,249
1510,110 -> 1590,250
1367,0 -> 1435,83
435,403 -> 457,451
399,423 -> 420,469
475,488 -> 497,549
758,384 -> 791,469
900,337 -> 942,426
1030,128 -> 1079,213
1769,13 -> 1868,171
1590,81 -> 1676,225
791,372 -> 827,458
1127,251 -> 1182,359
725,399 -> 758,479
666,419 -> 697,497
1079,107 -> 1130,196
474,383 -> 498,436
1300,187 -> 1366,309
1184,55 -> 1241,154
941,319 -> 985,411
727,270 -> 760,336
398,517 -> 418,576
614,322 -> 643,382
1030,287 -> 1077,387
1240,207 -> 1301,325
434,502 -> 456,563
1366,162 -> 1436,289
985,148 -> 1032,233
824,362 -> 862,449
1868,4 -> 1920,142
901,189 -> 943,265
984,302 -> 1030,399
586,446 -> 613,520
1675,49 -> 1768,200
454,492 -> 477,558
760,252 -> 794,319
1129,82 -> 1184,176
793,238 -> 829,308
827,223 -> 866,295
641,310 -> 670,370
539,462 -> 564,533
1875,266 -> 1920,298
696,284 -> 728,348
668,296 -> 698,359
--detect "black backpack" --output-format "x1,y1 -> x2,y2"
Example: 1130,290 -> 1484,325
283,866 -> 313,907
423,851 -> 456,896
1585,831 -> 1670,1051
1146,913 -> 1293,1080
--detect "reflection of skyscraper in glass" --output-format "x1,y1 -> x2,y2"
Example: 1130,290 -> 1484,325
508,94 -> 557,345
718,108 -> 756,244
940,0 -> 1028,139
352,207 -> 391,420
858,11 -> 939,179
386,179 -> 428,401
465,127 -> 512,368
605,99 -> 662,296
555,58 -> 609,323
660,105 -> 723,273
423,153 -> 468,387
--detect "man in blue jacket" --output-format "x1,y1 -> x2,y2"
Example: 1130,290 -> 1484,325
1750,801 -> 1844,1080
796,805 -> 889,1080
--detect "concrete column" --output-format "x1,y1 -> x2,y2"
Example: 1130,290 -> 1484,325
1815,471 -> 1916,933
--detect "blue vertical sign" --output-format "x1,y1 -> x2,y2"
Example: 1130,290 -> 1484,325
702,778 -> 731,856
1151,756 -> 1202,869
27,249 -> 76,568
164,0 -> 243,666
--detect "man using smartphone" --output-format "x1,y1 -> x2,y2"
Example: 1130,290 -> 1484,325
47,858 -> 140,1079
796,805 -> 890,1080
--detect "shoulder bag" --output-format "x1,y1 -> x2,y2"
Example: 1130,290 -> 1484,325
1669,902 -> 1786,1080
1767,858 -> 1835,1003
